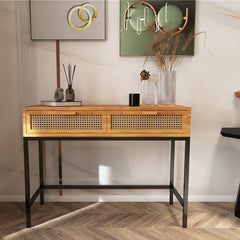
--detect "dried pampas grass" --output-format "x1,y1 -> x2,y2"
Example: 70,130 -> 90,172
148,27 -> 207,71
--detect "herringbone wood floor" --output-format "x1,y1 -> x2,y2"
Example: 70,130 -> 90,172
0,202 -> 240,240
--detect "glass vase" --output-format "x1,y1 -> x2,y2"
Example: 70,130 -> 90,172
158,71 -> 176,104
141,78 -> 155,105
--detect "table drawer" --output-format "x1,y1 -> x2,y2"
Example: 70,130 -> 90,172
107,111 -> 190,136
23,110 -> 107,136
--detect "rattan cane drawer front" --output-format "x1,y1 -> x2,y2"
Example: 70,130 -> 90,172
25,111 -> 106,136
108,111 -> 190,136
111,114 -> 183,130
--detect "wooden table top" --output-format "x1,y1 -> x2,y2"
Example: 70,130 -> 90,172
23,104 -> 191,111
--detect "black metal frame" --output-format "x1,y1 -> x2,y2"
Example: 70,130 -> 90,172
23,137 -> 190,228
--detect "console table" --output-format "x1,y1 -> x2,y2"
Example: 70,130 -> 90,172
221,128 -> 240,218
22,105 -> 191,228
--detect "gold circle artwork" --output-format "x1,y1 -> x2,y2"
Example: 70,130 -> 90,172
79,4 -> 97,23
67,4 -> 97,31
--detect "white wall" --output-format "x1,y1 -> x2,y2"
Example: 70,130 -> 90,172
1,0 -> 240,202
0,1 -> 22,197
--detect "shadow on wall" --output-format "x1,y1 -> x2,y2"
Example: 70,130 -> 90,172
16,1 -> 39,106
207,97 -> 240,197
211,88 -> 240,197
210,135 -> 240,196
55,141 -> 172,198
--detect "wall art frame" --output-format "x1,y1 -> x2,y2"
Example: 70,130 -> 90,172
120,0 -> 196,56
30,0 -> 106,40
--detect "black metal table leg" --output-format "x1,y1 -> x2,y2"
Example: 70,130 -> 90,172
58,141 -> 63,196
169,140 -> 175,205
24,138 -> 31,228
39,140 -> 44,205
182,138 -> 190,228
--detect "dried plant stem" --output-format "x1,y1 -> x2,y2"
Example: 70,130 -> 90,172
170,55 -> 178,71
182,31 -> 206,51
170,34 -> 181,61
149,28 -> 208,72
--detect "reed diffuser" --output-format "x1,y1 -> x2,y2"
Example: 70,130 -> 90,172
63,64 -> 76,102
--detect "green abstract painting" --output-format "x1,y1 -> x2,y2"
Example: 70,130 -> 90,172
120,0 -> 196,56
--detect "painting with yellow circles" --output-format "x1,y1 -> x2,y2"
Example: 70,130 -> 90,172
30,0 -> 106,40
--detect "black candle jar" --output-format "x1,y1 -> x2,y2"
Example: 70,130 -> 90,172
129,93 -> 140,106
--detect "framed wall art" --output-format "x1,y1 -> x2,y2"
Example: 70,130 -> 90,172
30,0 -> 106,40
120,0 -> 196,56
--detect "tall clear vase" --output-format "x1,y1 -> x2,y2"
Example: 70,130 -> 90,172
158,71 -> 176,104
141,78 -> 155,105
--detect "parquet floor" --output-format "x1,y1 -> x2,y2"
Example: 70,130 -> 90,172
0,202 -> 240,240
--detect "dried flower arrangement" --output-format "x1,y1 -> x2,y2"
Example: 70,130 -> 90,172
147,26 -> 206,72
139,28 -> 208,105
139,29 -> 207,85
234,91 -> 240,100
140,69 -> 151,80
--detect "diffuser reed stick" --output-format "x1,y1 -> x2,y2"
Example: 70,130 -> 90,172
63,64 -> 76,101
63,64 -> 76,93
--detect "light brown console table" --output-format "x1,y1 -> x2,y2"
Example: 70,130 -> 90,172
22,104 -> 191,228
